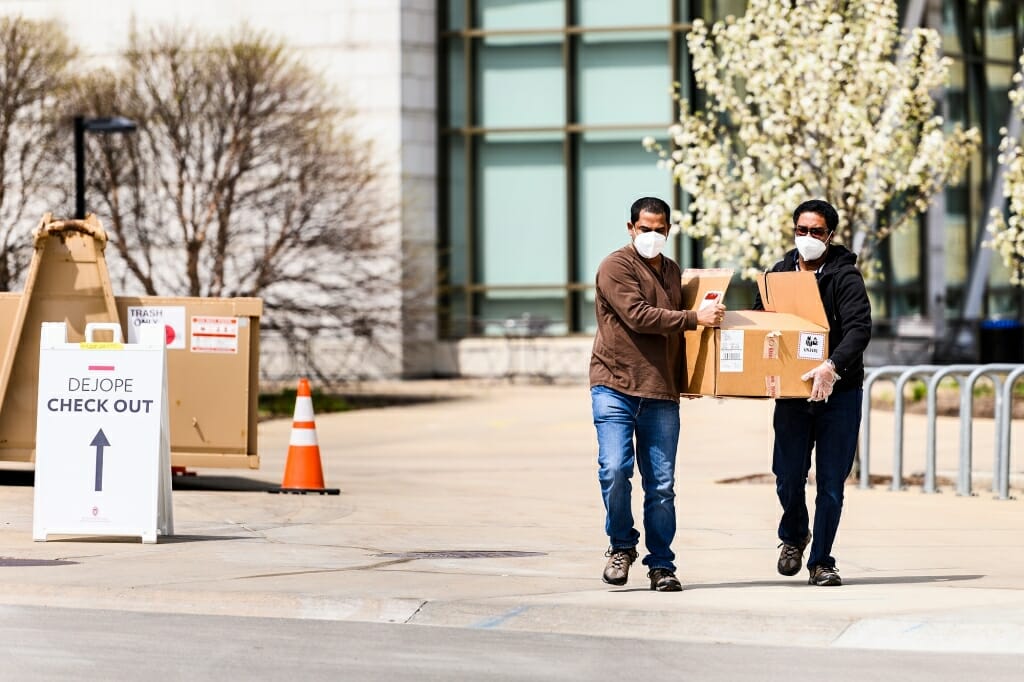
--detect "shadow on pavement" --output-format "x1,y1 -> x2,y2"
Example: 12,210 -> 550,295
0,557 -> 78,567
0,470 -> 279,494
683,574 -> 985,589
171,475 -> 279,492
838,574 -> 985,586
153,534 -> 256,543
43,534 -> 253,544
0,470 -> 34,487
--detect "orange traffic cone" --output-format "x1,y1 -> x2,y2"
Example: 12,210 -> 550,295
271,378 -> 340,495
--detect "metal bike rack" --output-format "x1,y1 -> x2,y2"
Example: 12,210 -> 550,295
861,363 -> 1020,498
859,365 -> 908,489
996,366 -> 1024,500
957,364 -> 1018,497
891,365 -> 942,491
924,365 -> 976,493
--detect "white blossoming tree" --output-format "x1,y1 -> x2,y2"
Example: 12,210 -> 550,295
989,55 -> 1024,285
646,0 -> 979,279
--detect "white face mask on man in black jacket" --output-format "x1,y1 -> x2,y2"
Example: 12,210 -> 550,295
795,234 -> 828,261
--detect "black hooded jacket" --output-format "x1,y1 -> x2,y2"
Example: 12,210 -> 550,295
753,244 -> 872,392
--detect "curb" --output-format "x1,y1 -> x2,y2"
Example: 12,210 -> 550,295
0,582 -> 1022,655
409,600 -> 1024,655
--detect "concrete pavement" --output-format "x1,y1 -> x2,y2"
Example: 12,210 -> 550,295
0,379 -> 1022,656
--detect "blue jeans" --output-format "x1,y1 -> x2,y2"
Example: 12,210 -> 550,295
591,385 -> 680,571
772,388 -> 863,570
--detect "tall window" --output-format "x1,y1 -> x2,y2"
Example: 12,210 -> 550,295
440,0 -> 1023,338
439,1 -> 693,337
875,0 -> 1023,322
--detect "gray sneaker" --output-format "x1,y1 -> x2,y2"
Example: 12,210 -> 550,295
777,533 -> 811,576
808,564 -> 842,586
602,547 -> 638,585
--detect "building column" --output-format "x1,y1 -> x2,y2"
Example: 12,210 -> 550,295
399,1 -> 439,376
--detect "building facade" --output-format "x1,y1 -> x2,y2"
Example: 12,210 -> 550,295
2,1 -> 1022,380
0,0 -> 438,380
436,0 -> 1024,377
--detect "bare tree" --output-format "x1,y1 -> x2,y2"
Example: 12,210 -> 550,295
0,17 -> 76,290
69,27 -> 395,353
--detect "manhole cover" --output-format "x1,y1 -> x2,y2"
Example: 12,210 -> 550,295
375,550 -> 545,560
0,557 -> 76,567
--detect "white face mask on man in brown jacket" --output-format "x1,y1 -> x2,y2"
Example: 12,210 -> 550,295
632,229 -> 667,259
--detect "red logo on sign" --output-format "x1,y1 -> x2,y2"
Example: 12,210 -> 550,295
165,324 -> 176,346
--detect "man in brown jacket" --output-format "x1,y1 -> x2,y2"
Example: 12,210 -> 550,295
590,196 -> 724,592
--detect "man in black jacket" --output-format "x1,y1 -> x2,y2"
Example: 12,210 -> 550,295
754,199 -> 872,586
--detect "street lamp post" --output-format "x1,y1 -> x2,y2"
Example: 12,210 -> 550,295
73,115 -> 138,219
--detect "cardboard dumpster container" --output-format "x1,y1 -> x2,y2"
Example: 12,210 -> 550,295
682,269 -> 829,398
0,214 -> 262,469
115,297 -> 261,468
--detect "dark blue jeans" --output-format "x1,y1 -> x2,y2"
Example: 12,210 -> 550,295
591,385 -> 680,571
772,388 -> 862,570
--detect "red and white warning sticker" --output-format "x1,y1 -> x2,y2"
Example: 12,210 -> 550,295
190,316 -> 239,354
698,290 -> 724,311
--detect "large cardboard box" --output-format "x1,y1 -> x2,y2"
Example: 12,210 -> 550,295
682,269 -> 829,398
0,215 -> 261,469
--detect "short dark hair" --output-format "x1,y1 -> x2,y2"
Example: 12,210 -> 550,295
793,199 -> 838,233
630,196 -> 671,224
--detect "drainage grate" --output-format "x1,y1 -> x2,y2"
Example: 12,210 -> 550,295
0,557 -> 76,567
375,550 -> 545,560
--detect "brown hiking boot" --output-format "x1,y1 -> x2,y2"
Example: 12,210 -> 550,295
777,533 -> 811,576
808,564 -> 842,586
648,568 -> 682,592
602,547 -> 638,585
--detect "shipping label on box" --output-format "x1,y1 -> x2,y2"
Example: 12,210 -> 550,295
797,331 -> 826,360
719,330 -> 744,372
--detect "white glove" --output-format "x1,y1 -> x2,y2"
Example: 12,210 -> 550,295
801,361 -> 840,402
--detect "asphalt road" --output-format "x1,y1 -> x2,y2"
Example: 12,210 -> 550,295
2,605 -> 1020,681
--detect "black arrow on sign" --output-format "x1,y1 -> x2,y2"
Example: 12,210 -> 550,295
90,429 -> 110,492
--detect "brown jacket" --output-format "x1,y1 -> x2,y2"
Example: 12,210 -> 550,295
589,245 -> 697,402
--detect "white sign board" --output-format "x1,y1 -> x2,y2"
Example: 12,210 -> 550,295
33,322 -> 173,543
127,306 -> 186,349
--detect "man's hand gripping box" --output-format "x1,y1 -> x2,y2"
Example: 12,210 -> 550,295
681,269 -> 830,398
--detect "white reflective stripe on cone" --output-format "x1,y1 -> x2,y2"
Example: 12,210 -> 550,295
289,428 -> 319,446
292,397 -> 315,421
